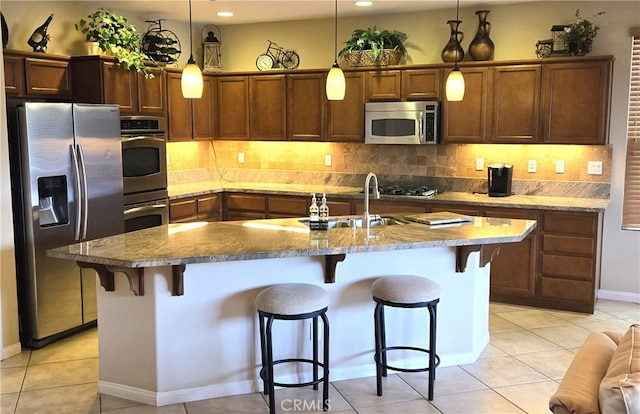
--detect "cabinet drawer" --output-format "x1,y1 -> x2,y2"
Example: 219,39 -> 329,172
269,196 -> 307,216
198,195 -> 221,219
328,200 -> 352,216
226,194 -> 266,212
541,254 -> 594,280
542,212 -> 597,236
540,276 -> 593,303
170,199 -> 197,222
542,234 -> 595,255
429,204 -> 481,216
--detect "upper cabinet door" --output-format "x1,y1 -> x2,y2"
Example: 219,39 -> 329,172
4,54 -> 25,97
402,68 -> 441,101
102,61 -> 137,114
167,71 -> 192,141
441,66 -> 490,143
193,75 -> 217,140
25,57 -> 72,98
327,71 -> 366,142
137,68 -> 166,116
491,65 -> 541,143
217,76 -> 249,140
287,73 -> 325,141
367,70 -> 401,101
249,74 -> 286,140
541,59 -> 612,144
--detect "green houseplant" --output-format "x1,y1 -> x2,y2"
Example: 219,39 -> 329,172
563,9 -> 605,56
75,9 -> 156,78
338,26 -> 408,66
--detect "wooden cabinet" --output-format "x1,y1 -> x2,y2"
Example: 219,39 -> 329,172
167,71 -> 216,141
327,71 -> 366,142
441,66 -> 490,143
541,59 -> 612,144
355,199 -> 427,214
3,50 -> 71,98
490,65 -> 541,143
224,193 -> 266,220
70,56 -> 166,116
367,70 -> 401,101
267,195 -> 308,218
169,194 -> 222,223
217,76 -> 249,140
250,75 -> 286,140
287,73 -> 325,141
402,68 -> 441,101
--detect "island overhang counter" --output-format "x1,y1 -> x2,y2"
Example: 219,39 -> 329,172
49,214 -> 536,406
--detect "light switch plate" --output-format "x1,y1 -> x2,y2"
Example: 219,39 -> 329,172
325,154 -> 332,167
528,159 -> 537,173
238,152 -> 245,163
556,160 -> 565,174
588,160 -> 603,175
475,158 -> 484,171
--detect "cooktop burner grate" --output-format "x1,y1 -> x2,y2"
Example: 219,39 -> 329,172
363,185 -> 441,198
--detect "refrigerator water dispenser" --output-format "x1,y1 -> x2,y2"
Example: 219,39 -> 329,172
37,176 -> 69,227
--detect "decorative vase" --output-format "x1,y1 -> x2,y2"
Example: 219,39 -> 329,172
468,10 -> 494,61
441,20 -> 464,63
84,41 -> 101,55
568,40 -> 592,56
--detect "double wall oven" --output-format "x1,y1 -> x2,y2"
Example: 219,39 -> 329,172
120,116 -> 169,232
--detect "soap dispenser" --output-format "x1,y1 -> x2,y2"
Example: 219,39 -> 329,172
319,194 -> 329,230
309,194 -> 320,230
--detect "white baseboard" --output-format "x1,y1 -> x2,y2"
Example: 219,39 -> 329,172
1,342 -> 22,361
597,289 -> 640,303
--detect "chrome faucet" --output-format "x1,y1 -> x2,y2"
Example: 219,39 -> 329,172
363,172 -> 380,228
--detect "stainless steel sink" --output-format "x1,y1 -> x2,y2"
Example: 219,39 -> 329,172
299,215 -> 407,229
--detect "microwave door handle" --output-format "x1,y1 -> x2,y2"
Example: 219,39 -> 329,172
419,112 -> 425,143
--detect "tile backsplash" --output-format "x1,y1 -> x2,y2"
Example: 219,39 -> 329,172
167,140 -> 612,198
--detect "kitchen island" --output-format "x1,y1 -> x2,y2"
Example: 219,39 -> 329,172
49,213 -> 535,406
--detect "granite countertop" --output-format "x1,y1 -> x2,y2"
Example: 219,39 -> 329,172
168,181 -> 609,212
48,214 -> 536,268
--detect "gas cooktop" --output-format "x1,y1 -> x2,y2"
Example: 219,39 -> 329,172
363,185 -> 441,199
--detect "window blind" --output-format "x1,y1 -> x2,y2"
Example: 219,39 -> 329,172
622,34 -> 640,230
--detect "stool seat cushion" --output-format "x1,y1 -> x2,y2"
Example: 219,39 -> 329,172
372,275 -> 441,304
256,283 -> 329,315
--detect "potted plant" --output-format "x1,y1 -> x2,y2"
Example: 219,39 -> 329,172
563,9 -> 605,56
338,26 -> 408,67
75,9 -> 156,78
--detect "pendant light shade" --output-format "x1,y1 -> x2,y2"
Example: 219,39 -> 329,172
446,66 -> 465,101
326,0 -> 345,100
445,0 -> 465,102
182,0 -> 203,98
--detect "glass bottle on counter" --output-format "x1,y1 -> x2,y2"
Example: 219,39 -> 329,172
309,194 -> 320,230
319,194 -> 329,230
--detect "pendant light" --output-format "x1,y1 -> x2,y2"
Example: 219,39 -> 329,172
445,0 -> 465,101
182,0 -> 203,98
326,0 -> 346,100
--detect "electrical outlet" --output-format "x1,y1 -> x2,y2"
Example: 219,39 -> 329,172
475,157 -> 484,171
556,160 -> 565,174
527,159 -> 537,173
325,154 -> 332,167
588,160 -> 603,175
238,152 -> 245,163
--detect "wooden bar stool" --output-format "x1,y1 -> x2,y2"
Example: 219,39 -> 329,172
371,275 -> 441,400
256,283 -> 330,414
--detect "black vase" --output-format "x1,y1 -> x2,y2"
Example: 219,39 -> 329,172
1,13 -> 8,48
441,20 -> 464,63
469,10 -> 494,61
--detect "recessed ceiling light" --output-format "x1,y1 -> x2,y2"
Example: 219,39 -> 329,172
217,11 -> 234,17
355,1 -> 373,7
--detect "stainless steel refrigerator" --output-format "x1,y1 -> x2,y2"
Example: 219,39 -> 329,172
8,102 -> 124,348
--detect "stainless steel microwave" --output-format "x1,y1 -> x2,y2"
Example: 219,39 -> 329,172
365,101 -> 440,145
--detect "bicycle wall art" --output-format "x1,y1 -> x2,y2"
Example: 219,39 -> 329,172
256,40 -> 300,70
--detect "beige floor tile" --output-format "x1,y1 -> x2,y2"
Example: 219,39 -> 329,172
355,398 -> 440,413
101,403 -> 187,414
513,349 -> 576,380
331,374 -> 421,408
100,394 -> 146,411
1,392 -> 19,412
22,358 -> 98,392
493,380 -> 560,414
186,392 -> 269,413
490,314 -> 523,333
546,308 -> 617,323
14,382 -> 99,414
29,329 -> 98,365
595,300 -> 640,321
460,356 -> 549,388
258,383 -> 351,413
574,319 -> 634,334
494,309 -> 567,329
478,343 -> 508,359
489,303 -> 533,314
490,330 -> 560,355
0,366 -> 26,394
0,351 -> 31,369
430,388 -> 525,414
528,324 -> 592,348
399,365 -> 487,398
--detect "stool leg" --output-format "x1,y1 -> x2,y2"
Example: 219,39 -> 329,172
428,302 -> 437,401
321,311 -> 330,411
312,316 -> 319,391
374,302 -> 384,396
380,304 -> 388,377
258,313 -> 268,395
265,317 -> 276,414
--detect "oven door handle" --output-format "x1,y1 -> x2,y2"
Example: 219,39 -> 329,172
124,203 -> 168,215
121,136 -> 165,143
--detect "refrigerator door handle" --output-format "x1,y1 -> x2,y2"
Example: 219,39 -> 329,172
70,144 -> 83,241
77,144 -> 89,240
